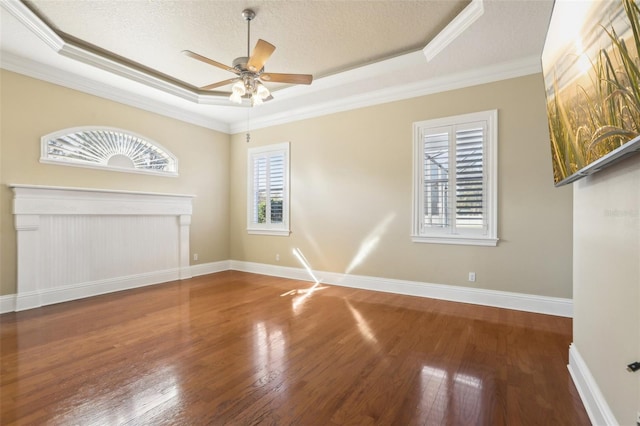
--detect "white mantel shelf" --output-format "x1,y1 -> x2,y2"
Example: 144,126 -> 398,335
11,184 -> 195,311
11,184 -> 195,216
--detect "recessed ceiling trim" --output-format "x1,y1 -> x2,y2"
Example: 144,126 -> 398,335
2,0 -> 63,51
3,0 -> 550,135
4,0 -> 234,106
423,0 -> 485,62
268,51 -> 427,102
229,55 -> 542,134
58,41 -> 202,104
0,52 -> 231,133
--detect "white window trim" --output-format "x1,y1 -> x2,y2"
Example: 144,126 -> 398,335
40,126 -> 178,177
247,142 -> 290,236
411,110 -> 498,247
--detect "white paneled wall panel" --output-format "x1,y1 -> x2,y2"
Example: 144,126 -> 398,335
38,215 -> 180,288
11,185 -> 194,311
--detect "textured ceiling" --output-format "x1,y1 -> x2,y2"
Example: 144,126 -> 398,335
25,0 -> 469,91
1,0 -> 555,132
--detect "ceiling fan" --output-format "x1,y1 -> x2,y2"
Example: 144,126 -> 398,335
183,9 -> 313,106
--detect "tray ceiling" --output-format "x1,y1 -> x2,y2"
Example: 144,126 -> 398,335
1,0 -> 554,133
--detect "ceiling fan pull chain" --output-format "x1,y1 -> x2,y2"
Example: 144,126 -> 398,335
246,108 -> 251,143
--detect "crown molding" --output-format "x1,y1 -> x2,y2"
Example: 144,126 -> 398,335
1,0 -> 234,105
1,0 -> 63,51
58,42 -> 201,103
229,55 -> 542,133
423,0 -> 485,62
2,47 -> 541,136
2,0 -> 543,135
1,52 -> 231,133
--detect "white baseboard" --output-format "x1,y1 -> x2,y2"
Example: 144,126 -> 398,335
13,268 -> 182,312
0,261 -> 229,313
568,343 -> 618,425
229,261 -> 573,317
1,260 -> 573,318
0,294 -> 17,314
191,260 -> 231,277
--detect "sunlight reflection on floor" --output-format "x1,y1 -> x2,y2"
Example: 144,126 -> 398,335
345,300 -> 379,346
418,364 -> 483,420
277,248 -> 328,315
51,365 -> 181,424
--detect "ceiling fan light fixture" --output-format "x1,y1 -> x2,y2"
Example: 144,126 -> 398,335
183,8 -> 312,108
256,83 -> 270,100
230,92 -> 243,104
231,80 -> 246,96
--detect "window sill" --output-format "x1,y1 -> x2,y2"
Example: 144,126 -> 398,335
247,228 -> 291,237
411,235 -> 498,247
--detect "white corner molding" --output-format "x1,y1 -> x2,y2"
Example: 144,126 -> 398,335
229,260 -> 573,317
10,184 -> 195,311
568,343 -> 619,426
423,0 -> 485,61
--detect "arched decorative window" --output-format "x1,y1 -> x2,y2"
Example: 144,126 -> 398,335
40,127 -> 178,176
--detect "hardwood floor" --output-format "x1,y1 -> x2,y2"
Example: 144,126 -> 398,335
1,271 -> 589,425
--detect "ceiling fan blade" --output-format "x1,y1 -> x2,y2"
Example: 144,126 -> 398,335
200,78 -> 240,91
247,39 -> 275,72
182,50 -> 239,74
260,73 -> 313,85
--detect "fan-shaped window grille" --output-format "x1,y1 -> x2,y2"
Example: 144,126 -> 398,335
41,127 -> 178,176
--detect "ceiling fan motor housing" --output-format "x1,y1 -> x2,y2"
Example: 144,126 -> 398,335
182,6 -> 312,103
232,56 -> 262,73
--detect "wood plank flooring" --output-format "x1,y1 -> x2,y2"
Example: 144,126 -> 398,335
1,271 -> 590,425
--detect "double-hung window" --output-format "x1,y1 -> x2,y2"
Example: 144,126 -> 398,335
412,110 -> 498,246
247,142 -> 290,236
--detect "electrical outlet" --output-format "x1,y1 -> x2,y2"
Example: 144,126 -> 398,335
468,272 -> 476,282
193,253 -> 198,261
276,254 -> 280,261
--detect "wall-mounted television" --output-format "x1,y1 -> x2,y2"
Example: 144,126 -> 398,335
542,0 -> 640,186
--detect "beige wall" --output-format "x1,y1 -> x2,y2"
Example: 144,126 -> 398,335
1,71 -> 574,300
229,74 -> 574,298
0,70 -> 230,295
573,154 -> 640,424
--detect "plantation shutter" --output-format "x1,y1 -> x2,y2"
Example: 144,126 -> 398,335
251,151 -> 285,225
423,129 -> 450,228
422,122 -> 486,232
269,153 -> 284,224
455,123 -> 485,230
247,142 -> 290,235
252,155 -> 268,224
413,110 -> 496,245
